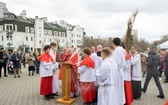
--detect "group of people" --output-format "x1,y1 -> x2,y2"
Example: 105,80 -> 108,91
38,37 -> 166,105
0,49 -> 22,78
1,37 -> 167,104
0,48 -> 40,78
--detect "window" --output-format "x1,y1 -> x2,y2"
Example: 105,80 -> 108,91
48,30 -> 52,35
4,14 -> 15,20
77,34 -> 81,37
5,24 -> 13,30
0,25 -> 3,31
50,31 -> 52,35
44,29 -> 47,34
77,40 -> 81,44
30,28 -> 34,33
44,38 -> 46,42
15,25 -> 17,31
25,27 -> 29,33
39,40 -> 41,44
2,36 -> 3,41
39,27 -> 41,29
39,34 -> 41,37
54,31 -> 58,36
59,32 -> 61,36
71,34 -> 73,37
71,40 -> 73,43
26,37 -> 28,41
62,32 -> 65,37
50,38 -> 51,42
31,37 -> 33,41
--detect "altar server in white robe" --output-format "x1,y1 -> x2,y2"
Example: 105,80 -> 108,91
49,42 -> 59,96
38,45 -> 55,100
96,47 -> 119,105
90,46 -> 102,83
90,46 -> 103,103
130,46 -> 142,99
111,37 -> 126,105
78,48 -> 96,104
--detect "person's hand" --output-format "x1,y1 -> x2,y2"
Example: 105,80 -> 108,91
53,69 -> 56,74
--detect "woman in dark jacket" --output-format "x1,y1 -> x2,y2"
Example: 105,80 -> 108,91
11,50 -> 21,78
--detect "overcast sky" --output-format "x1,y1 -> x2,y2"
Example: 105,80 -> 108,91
1,0 -> 168,42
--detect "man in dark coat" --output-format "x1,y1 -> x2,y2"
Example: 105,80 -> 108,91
141,47 -> 164,99
0,48 -> 8,77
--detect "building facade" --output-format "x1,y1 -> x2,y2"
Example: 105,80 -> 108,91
0,2 -> 85,53
59,20 -> 85,51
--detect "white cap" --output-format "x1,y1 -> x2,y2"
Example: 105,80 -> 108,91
14,49 -> 17,52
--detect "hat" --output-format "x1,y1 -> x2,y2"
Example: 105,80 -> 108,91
14,49 -> 17,52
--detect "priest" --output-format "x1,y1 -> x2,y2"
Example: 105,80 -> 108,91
58,47 -> 79,97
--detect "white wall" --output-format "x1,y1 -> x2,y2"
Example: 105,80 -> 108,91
0,2 -> 6,18
35,18 -> 44,48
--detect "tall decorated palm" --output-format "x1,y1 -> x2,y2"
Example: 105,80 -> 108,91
125,9 -> 138,51
56,40 -> 61,62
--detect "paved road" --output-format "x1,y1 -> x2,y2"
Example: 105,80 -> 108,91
0,67 -> 168,105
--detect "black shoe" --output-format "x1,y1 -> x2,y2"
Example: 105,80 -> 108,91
141,88 -> 145,93
73,95 -> 78,98
44,96 -> 50,100
32,73 -> 34,76
157,94 -> 164,99
18,76 -> 21,78
14,76 -> 16,78
164,81 -> 168,83
52,92 -> 58,96
49,95 -> 55,99
4,75 -> 8,77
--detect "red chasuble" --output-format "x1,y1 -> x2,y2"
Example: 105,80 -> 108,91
58,52 -> 79,93
124,51 -> 133,105
79,56 -> 96,102
38,52 -> 54,95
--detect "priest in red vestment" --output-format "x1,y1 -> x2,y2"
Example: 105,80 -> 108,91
38,45 -> 55,100
58,47 -> 79,97
78,48 -> 96,104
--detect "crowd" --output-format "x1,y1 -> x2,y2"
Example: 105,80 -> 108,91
0,48 -> 40,78
37,37 -> 167,105
1,37 -> 168,105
